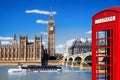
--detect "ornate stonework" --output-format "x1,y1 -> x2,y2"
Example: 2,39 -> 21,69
48,11 -> 55,57
0,34 -> 43,65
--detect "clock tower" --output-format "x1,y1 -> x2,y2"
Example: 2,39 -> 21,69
48,11 -> 55,57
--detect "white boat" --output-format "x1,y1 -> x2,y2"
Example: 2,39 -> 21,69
33,70 -> 39,72
8,65 -> 26,73
57,69 -> 62,72
8,65 -> 62,73
8,69 -> 21,73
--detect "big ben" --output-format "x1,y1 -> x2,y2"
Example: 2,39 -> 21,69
48,11 -> 55,57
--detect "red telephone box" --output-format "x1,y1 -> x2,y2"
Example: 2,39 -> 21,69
92,6 -> 120,80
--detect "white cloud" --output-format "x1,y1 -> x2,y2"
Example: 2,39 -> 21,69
56,39 -> 75,49
80,38 -> 86,42
36,20 -> 48,24
1,41 -> 12,45
0,36 -> 13,40
56,44 -> 64,53
65,39 -> 76,47
28,39 -> 46,46
28,39 -> 34,42
56,39 -> 75,53
86,30 -> 92,34
56,48 -> 62,54
86,38 -> 91,42
79,37 -> 92,42
55,37 -> 92,55
40,32 -> 48,35
42,41 -> 46,45
25,9 -> 56,15
56,44 -> 64,49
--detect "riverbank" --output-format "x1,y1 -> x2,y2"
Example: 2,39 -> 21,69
0,60 -> 92,70
0,61 -> 41,66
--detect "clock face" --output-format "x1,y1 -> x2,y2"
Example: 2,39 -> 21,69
50,26 -> 54,31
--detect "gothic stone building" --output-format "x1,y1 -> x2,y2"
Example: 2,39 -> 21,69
68,38 -> 105,56
68,38 -> 91,55
0,34 -> 44,65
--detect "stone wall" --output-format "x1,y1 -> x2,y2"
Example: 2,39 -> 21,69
0,61 -> 41,66
47,60 -> 64,66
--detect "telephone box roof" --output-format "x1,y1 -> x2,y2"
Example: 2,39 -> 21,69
93,6 -> 120,18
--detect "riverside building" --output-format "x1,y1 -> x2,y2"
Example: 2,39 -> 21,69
0,11 -> 55,66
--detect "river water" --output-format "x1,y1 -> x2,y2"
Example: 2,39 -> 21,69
0,66 -> 91,80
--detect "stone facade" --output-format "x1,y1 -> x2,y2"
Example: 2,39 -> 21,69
68,38 -> 91,55
48,12 -> 55,57
0,34 -> 43,65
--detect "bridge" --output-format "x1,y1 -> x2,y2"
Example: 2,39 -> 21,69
63,51 -> 105,70
63,52 -> 92,69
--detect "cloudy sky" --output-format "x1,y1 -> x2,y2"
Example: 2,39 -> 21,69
0,0 -> 120,53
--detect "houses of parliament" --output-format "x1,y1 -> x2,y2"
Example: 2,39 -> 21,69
0,12 -> 55,66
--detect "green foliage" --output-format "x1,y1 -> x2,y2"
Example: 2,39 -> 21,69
55,53 -> 63,60
49,56 -> 56,60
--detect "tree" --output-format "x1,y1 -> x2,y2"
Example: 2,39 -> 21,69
55,53 -> 63,60
49,56 -> 56,60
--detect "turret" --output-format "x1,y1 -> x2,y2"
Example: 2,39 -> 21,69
34,34 -> 36,41
19,35 -> 27,46
48,11 -> 55,24
40,33 -> 42,43
26,34 -> 28,42
13,34 -> 17,45
85,38 -> 89,43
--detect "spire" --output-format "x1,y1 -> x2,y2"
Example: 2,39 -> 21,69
50,11 -> 54,20
49,7 -> 54,22
14,34 -> 16,40
48,8 -> 55,25
26,34 -> 28,40
40,33 -> 42,40
13,34 -> 17,45
79,37 -> 82,43
85,38 -> 89,43
40,33 -> 43,48
19,34 -> 21,38
34,34 -> 36,40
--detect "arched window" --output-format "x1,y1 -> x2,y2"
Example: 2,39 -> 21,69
21,48 -> 24,58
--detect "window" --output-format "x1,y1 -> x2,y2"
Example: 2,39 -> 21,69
21,48 -> 24,57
